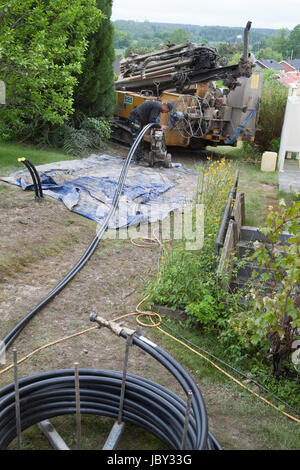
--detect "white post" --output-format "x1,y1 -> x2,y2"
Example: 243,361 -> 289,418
278,84 -> 300,172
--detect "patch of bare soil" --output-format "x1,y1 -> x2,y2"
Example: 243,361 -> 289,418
0,165 -> 289,451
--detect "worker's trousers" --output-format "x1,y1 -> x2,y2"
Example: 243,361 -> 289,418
128,117 -> 144,161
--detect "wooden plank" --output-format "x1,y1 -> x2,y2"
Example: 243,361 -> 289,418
217,192 -> 245,288
232,193 -> 243,236
217,219 -> 236,275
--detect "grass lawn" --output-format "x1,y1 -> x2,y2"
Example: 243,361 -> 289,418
0,141 -> 77,176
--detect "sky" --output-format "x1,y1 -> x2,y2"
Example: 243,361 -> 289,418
111,0 -> 299,30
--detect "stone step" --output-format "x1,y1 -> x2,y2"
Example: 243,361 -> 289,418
240,226 -> 292,244
229,276 -> 273,294
237,240 -> 255,258
234,263 -> 273,280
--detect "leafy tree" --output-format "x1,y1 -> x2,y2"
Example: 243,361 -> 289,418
73,0 -> 116,119
167,28 -> 191,45
0,0 -> 102,140
287,24 -> 300,58
256,47 -> 283,62
252,26 -> 299,61
113,20 -> 278,46
113,29 -> 133,49
228,52 -> 243,66
216,43 -> 244,65
269,28 -> 289,57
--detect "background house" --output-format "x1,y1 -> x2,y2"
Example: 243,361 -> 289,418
280,59 -> 300,73
254,58 -> 284,71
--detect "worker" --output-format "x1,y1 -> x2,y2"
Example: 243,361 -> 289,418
128,100 -> 173,161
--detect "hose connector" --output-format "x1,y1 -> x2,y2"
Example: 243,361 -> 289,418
89,314 -> 136,338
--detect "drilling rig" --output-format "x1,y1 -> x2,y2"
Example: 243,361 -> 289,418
113,21 -> 262,167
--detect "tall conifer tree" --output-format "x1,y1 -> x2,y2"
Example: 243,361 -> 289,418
74,0 -> 116,118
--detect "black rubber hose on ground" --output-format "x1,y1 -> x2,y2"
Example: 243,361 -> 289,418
1,124 -> 156,350
0,330 -> 223,450
19,159 -> 40,200
24,159 -> 44,199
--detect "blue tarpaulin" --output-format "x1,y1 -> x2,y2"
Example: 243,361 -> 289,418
1,154 -> 199,229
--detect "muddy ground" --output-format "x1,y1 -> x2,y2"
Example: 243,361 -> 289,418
0,146 -> 297,451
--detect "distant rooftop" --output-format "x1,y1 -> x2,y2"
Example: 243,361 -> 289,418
280,58 -> 300,70
290,59 -> 300,70
255,59 -> 283,70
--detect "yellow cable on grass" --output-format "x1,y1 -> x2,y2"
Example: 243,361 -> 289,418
0,326 -> 98,377
135,296 -> 300,425
0,302 -> 299,424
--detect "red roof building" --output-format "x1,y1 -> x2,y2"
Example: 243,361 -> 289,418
279,59 -> 300,73
278,71 -> 300,86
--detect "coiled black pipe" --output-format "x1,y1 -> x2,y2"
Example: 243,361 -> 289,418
1,124 -> 156,350
0,331 -> 222,450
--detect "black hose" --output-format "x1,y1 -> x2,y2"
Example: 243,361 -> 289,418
127,332 -> 208,450
0,331 -> 223,450
1,124 -> 157,350
0,370 -> 199,450
19,159 -> 40,200
24,159 -> 44,199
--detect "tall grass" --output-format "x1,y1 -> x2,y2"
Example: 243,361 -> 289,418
147,157 -> 236,312
254,72 -> 289,152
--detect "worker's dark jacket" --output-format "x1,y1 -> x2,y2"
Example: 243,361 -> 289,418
129,100 -> 162,126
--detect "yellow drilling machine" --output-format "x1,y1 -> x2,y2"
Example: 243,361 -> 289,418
112,21 -> 263,167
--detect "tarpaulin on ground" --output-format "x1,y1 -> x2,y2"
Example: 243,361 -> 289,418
1,154 -> 199,229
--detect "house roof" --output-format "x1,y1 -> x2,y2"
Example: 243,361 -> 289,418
255,59 -> 283,70
290,59 -> 300,70
280,59 -> 300,71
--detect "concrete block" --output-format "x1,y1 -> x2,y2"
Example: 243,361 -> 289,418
261,152 -> 277,172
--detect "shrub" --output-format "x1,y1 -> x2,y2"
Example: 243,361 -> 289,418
148,158 -> 236,331
62,117 -> 111,156
238,199 -> 300,376
254,70 -> 288,152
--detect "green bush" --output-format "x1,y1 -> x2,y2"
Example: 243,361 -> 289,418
240,199 -> 300,376
254,70 -> 288,152
62,117 -> 111,156
0,119 -> 14,142
148,158 -> 236,331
